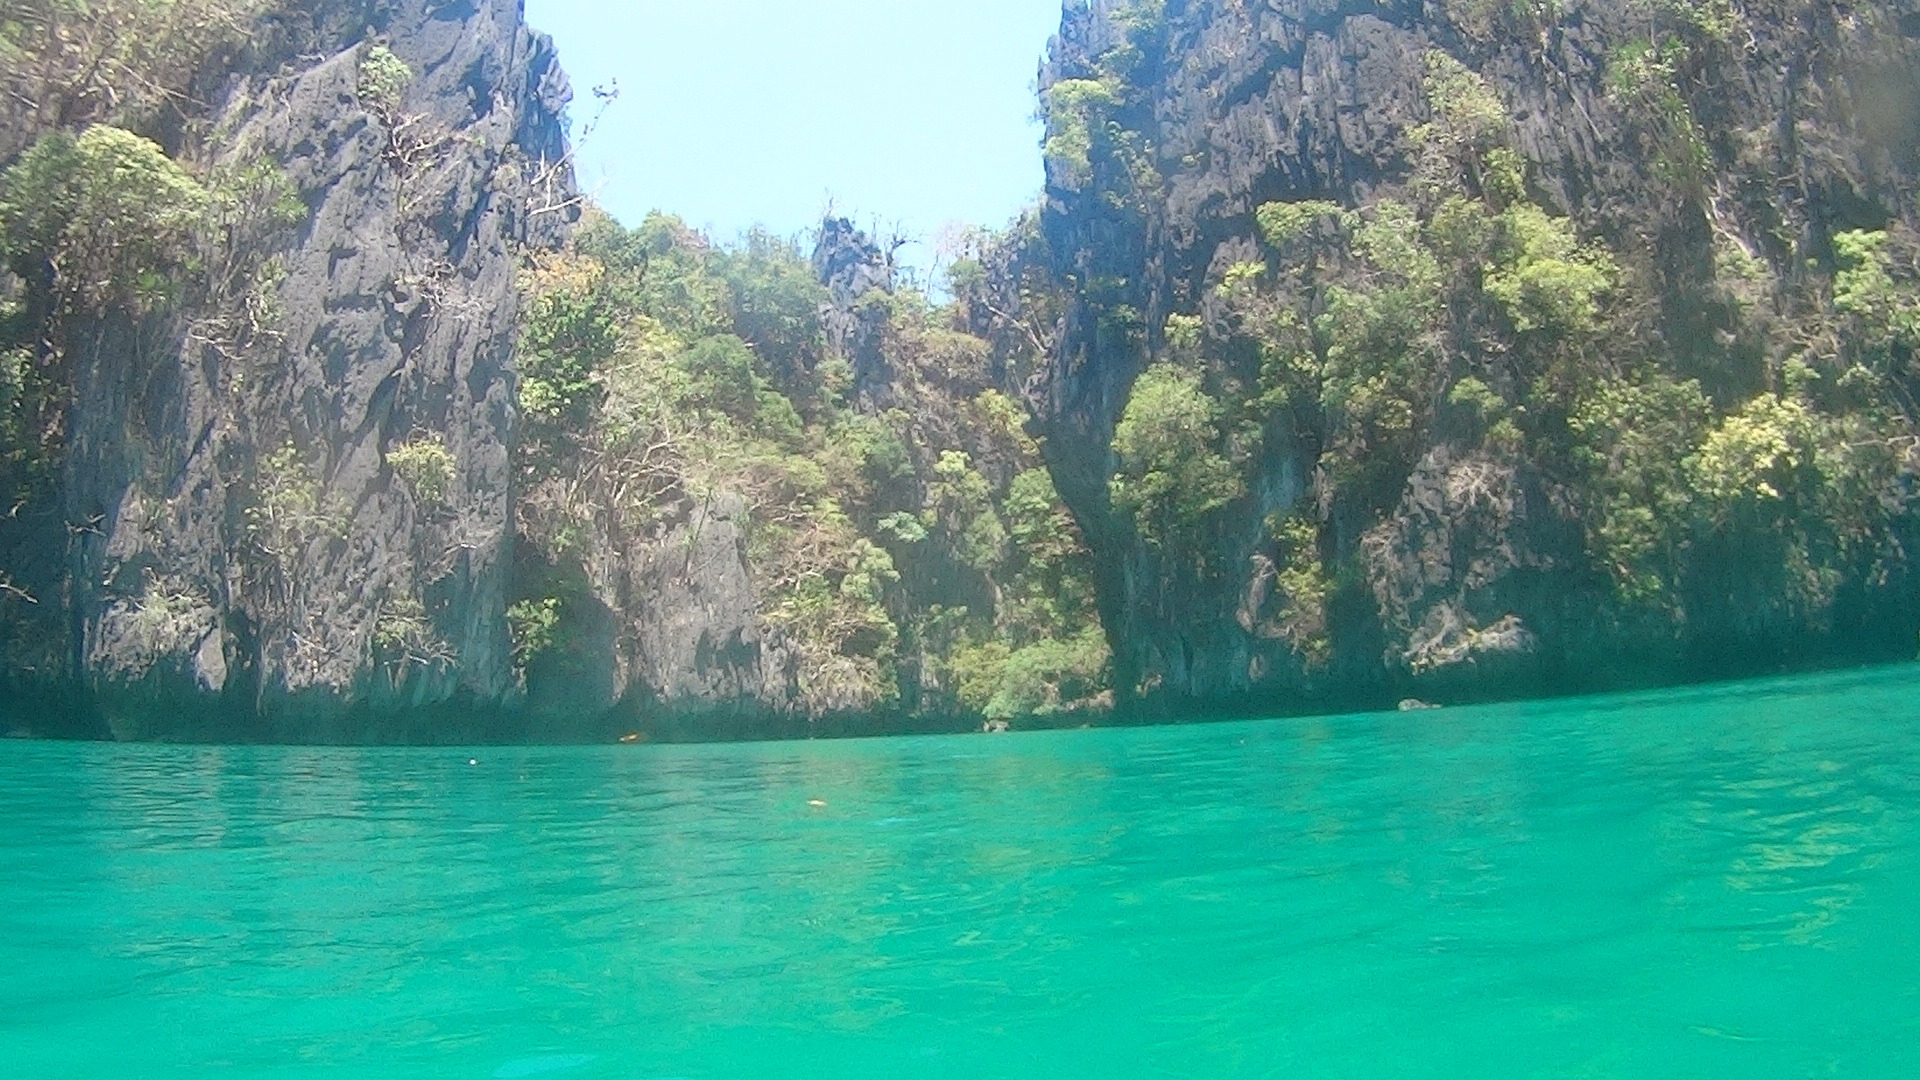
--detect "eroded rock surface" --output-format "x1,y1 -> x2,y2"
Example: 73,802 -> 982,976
1020,0 -> 1920,712
1,0 -> 576,740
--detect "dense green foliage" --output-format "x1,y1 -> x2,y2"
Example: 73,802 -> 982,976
0,126 -> 211,312
514,211 -> 1110,722
1109,364 -> 1242,550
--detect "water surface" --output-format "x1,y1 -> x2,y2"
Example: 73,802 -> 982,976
4,667 -> 1919,1078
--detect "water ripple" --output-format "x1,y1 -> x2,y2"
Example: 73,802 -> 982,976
0,667 -> 1917,1078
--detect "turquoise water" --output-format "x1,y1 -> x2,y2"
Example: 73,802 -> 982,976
3,669 -> 1919,1078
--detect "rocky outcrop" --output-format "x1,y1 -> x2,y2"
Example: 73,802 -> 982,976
513,486 -> 803,737
0,0 -> 577,740
813,217 -> 900,407
1022,0 -> 1920,713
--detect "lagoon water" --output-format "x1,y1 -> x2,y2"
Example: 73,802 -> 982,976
3,667 -> 1919,1079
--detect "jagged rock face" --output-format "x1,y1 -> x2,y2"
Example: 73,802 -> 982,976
7,0 -> 576,740
813,217 -> 900,407
509,223 -> 905,736
1031,0 -> 1920,710
515,486 -> 802,736
10,0 -> 1918,741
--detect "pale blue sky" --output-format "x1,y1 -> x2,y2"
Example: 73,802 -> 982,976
522,0 -> 1066,268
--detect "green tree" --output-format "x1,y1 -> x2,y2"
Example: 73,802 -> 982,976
1687,393 -> 1813,508
1568,375 -> 1710,603
1411,51 -> 1524,200
678,334 -> 761,420
1041,78 -> 1121,190
518,283 -> 619,426
1483,205 -> 1615,335
1833,229 -> 1920,350
923,450 -> 1008,574
1255,200 -> 1346,249
356,45 -> 412,113
716,228 -> 826,384
675,333 -> 805,442
507,597 -> 563,673
977,626 -> 1111,722
1316,202 -> 1445,485
1006,467 -> 1083,577
1110,364 -> 1243,548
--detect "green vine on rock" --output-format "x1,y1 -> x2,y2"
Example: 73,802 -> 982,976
507,597 -> 562,674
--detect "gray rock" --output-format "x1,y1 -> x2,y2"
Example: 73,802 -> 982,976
1020,0 -> 1920,713
813,217 -> 899,408
521,490 -> 797,733
1,0 -> 576,741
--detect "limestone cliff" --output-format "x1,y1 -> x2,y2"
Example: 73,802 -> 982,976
9,0 -> 1920,742
0,0 -> 576,740
1012,0 -> 1920,714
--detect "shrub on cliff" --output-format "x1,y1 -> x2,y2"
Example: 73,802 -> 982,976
1833,229 -> 1920,352
356,45 -> 413,113
507,598 -> 563,675
386,435 -> 456,507
371,595 -> 453,675
0,126 -> 211,312
1041,78 -> 1121,190
246,443 -> 345,563
1569,375 -> 1712,604
1483,205 -> 1615,335
923,451 -> 1008,575
1255,201 -> 1346,249
1110,364 -> 1243,550
518,283 -> 618,427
